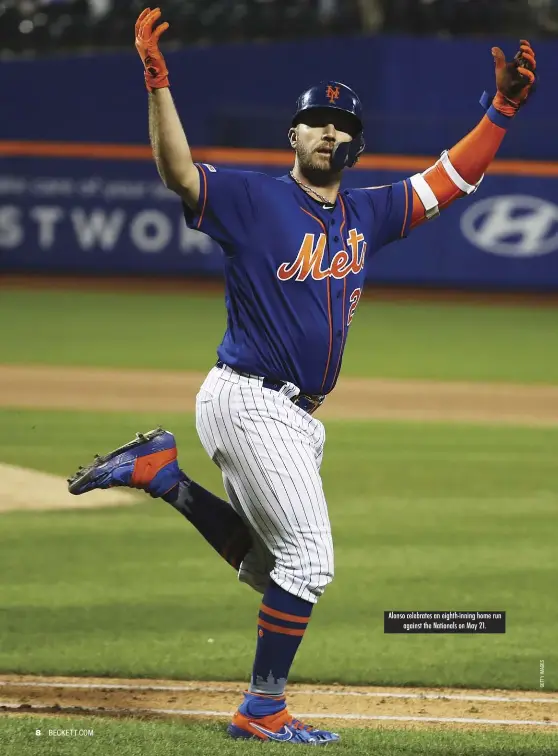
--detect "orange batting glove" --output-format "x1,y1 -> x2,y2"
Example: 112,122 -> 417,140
491,39 -> 537,117
135,7 -> 170,92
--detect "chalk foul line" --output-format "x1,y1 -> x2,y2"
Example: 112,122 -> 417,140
1,702 -> 557,728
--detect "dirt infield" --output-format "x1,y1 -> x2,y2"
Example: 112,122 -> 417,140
1,676 -> 557,732
0,462 -> 137,514
2,364 -> 558,425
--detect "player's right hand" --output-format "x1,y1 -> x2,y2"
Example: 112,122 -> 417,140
135,7 -> 170,92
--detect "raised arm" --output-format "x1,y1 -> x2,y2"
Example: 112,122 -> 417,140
409,40 -> 537,228
135,7 -> 200,210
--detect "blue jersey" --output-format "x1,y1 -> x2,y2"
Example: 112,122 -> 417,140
183,165 -> 412,396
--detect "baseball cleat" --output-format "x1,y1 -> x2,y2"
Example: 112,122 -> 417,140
227,692 -> 340,745
67,427 -> 180,498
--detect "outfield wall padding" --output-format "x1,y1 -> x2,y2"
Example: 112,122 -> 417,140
1,153 -> 558,290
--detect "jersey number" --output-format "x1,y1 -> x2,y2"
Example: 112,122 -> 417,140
347,288 -> 362,326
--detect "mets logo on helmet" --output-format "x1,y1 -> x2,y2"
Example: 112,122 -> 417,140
326,85 -> 340,104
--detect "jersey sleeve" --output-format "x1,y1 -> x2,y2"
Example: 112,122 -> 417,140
359,179 -> 413,250
182,164 -> 259,249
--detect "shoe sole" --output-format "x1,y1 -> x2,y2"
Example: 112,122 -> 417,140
67,427 -> 166,495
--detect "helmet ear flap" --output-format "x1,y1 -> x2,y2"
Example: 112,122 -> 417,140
353,131 -> 366,165
331,131 -> 365,171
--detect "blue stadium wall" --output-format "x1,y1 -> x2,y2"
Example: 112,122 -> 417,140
1,35 -> 557,289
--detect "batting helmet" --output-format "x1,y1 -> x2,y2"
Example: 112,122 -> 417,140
291,81 -> 365,170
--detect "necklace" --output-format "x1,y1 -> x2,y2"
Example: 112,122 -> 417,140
289,171 -> 336,208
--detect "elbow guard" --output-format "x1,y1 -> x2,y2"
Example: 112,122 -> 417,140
410,150 -> 484,221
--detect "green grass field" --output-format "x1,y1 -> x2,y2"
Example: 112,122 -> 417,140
2,408 -> 556,687
4,716 -> 558,756
2,289 -> 558,381
1,286 -> 557,755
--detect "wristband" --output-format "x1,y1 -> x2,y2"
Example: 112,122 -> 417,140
486,105 -> 514,129
480,91 -> 514,129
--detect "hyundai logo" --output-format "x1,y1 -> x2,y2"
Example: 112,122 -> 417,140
461,195 -> 558,257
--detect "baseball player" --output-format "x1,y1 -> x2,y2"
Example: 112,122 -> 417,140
68,8 -> 537,744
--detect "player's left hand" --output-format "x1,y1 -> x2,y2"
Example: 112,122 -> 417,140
491,39 -> 537,117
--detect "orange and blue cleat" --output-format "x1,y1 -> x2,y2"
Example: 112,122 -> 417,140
67,427 -> 180,498
227,692 -> 340,745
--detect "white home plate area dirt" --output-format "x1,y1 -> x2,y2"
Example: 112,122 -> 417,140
1,364 -> 557,730
1,676 -> 558,732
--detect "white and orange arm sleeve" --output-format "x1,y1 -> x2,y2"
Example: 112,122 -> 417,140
409,114 -> 507,228
409,39 -> 537,227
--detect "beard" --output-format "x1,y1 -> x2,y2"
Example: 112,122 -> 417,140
295,143 -> 341,187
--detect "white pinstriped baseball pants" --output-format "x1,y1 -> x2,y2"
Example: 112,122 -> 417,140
195,364 -> 334,604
